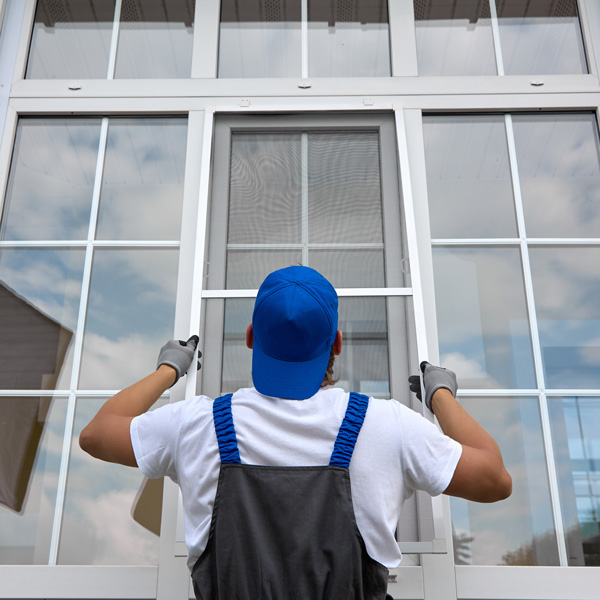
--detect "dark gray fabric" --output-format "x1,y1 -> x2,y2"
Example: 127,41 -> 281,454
192,463 -> 389,600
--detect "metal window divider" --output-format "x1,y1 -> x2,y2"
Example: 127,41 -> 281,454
107,0 -> 123,80
505,113 -> 569,566
47,117 -> 110,565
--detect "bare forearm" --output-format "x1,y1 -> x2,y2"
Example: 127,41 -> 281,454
431,388 -> 501,455
95,365 -> 176,419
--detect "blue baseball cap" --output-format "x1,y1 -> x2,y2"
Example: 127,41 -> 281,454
252,266 -> 338,400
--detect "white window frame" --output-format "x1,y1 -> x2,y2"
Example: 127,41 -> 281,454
0,0 -> 598,598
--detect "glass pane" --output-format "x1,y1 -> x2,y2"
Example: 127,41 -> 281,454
309,249 -> 385,288
218,0 -> 302,78
0,249 -> 85,390
26,0 -> 115,79
512,114 -> 600,238
220,297 -> 389,397
307,132 -> 384,245
308,1 -> 390,77
227,133 -> 302,245
0,397 -> 67,564
548,396 -> 600,566
58,398 -> 160,564
79,249 -> 179,389
1,119 -> 101,241
114,0 -> 195,78
96,119 -> 188,240
496,0 -> 588,75
225,250 -> 302,289
423,116 -> 517,239
529,247 -> 600,389
415,0 -> 496,76
433,247 -> 536,389
451,397 -> 559,565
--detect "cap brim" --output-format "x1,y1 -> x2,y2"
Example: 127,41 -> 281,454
252,345 -> 330,400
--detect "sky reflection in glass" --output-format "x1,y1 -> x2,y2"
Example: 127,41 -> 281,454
1,120 -> 101,241
513,114 -> 600,238
58,398 -> 159,565
433,247 -> 536,389
451,396 -> 558,565
96,119 -> 187,240
79,249 -> 179,390
423,116 -> 517,238
529,247 -> 600,390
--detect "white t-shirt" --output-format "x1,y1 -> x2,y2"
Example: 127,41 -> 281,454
130,387 -> 462,571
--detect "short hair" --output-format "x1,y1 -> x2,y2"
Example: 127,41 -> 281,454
321,346 -> 339,388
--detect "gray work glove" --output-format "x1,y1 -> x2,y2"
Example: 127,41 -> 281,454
408,361 -> 458,413
157,335 -> 201,386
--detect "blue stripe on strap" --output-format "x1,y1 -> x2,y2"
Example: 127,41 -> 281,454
329,392 -> 369,468
213,393 -> 241,464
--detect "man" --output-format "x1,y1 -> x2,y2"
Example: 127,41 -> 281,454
80,265 -> 511,600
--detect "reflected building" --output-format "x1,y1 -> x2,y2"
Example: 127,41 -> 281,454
0,0 -> 599,599
0,281 -> 72,512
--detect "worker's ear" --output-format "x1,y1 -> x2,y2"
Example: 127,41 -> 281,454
246,323 -> 254,349
333,330 -> 342,355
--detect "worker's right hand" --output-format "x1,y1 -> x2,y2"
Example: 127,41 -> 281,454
408,361 -> 457,413
157,336 -> 201,386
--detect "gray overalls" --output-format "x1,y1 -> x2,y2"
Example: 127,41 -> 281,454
191,392 -> 391,600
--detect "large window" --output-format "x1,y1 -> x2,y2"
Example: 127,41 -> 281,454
26,0 -> 195,79
415,0 -> 588,76
424,112 -> 600,567
0,117 -> 187,565
218,0 -> 391,78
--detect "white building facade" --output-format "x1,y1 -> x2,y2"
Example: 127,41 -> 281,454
0,1 -> 599,598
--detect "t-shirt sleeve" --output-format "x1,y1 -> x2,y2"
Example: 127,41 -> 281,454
398,405 -> 463,497
130,402 -> 187,482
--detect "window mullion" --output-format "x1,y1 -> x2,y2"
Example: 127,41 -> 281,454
301,0 -> 309,78
107,0 -> 123,79
489,0 -> 505,76
47,117 -> 110,565
505,113 -> 569,567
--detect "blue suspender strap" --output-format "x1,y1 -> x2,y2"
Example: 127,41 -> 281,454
213,393 -> 241,464
329,392 -> 370,468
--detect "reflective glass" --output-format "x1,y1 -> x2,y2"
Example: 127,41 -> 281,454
496,0 -> 588,75
96,119 -> 188,240
220,297 -> 389,396
451,397 -> 558,565
433,247 -> 536,389
218,0 -> 301,78
529,247 -> 600,389
58,398 -> 160,564
78,249 -> 179,389
0,249 -> 85,390
512,114 -> 600,238
26,0 -> 115,79
307,1 -> 390,77
423,116 -> 517,239
114,0 -> 195,78
219,0 -> 390,78
415,0 -> 496,76
0,397 -> 67,564
1,119 -> 101,241
548,396 -> 600,566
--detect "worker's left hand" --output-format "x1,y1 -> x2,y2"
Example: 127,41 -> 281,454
157,336 -> 201,386
408,361 -> 457,413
